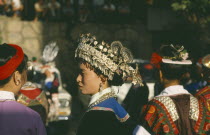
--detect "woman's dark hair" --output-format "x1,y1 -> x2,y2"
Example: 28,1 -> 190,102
108,73 -> 123,86
27,68 -> 35,82
160,63 -> 190,80
159,45 -> 177,58
0,44 -> 28,86
77,58 -> 123,86
202,66 -> 210,82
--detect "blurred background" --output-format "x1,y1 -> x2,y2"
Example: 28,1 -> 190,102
0,0 -> 210,135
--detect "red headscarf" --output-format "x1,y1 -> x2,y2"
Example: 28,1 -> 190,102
150,52 -> 162,69
0,44 -> 24,80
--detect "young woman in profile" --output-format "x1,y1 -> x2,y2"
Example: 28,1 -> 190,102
75,34 -> 142,135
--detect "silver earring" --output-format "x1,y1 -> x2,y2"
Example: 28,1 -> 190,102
16,80 -> 21,85
99,83 -> 103,92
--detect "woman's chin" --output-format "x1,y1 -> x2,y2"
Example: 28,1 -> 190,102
80,89 -> 87,94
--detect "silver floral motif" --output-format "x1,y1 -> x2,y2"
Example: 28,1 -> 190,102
180,52 -> 189,60
102,41 -> 105,45
120,48 -> 133,63
94,41 -> 98,45
202,54 -> 210,68
103,48 -> 108,52
99,45 -> 103,50
189,95 -> 199,121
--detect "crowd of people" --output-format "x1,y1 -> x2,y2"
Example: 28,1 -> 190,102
0,0 -> 23,17
0,0 -> 131,23
0,32 -> 210,135
73,34 -> 210,135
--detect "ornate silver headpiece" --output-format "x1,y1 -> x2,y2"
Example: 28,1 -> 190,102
75,33 -> 143,86
202,54 -> 210,68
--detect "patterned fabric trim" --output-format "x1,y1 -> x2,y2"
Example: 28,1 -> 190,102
189,95 -> 199,121
194,96 -> 210,134
195,86 -> 210,96
88,106 -> 114,112
116,113 -> 130,122
195,86 -> 210,111
194,99 -> 204,133
17,91 -> 48,108
154,96 -> 179,121
88,106 -> 130,123
144,99 -> 179,134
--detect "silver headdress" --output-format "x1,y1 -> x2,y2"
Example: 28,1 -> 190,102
202,54 -> 210,68
75,33 -> 143,86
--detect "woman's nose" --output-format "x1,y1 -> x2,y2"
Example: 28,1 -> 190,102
76,74 -> 82,83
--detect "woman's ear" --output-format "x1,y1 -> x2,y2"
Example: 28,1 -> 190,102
100,75 -> 107,84
159,70 -> 163,82
13,71 -> 21,85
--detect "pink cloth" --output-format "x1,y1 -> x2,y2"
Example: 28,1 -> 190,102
0,101 -> 47,135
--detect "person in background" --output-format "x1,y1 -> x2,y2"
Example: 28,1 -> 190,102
78,3 -> 89,23
102,0 -> 115,13
92,0 -> 104,22
75,33 -> 141,135
21,0 -> 36,21
17,61 -> 49,125
195,54 -> 210,112
62,0 -> 74,21
135,44 -> 210,135
47,0 -> 60,21
0,0 -> 5,15
112,67 -> 149,123
34,0 -> 47,21
0,43 -> 46,135
117,0 -> 130,23
183,62 -> 205,95
11,0 -> 23,17
4,0 -> 13,16
101,0 -> 116,23
62,0 -> 75,38
41,42 -> 62,123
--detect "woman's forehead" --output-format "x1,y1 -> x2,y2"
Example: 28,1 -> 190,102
79,63 -> 90,71
80,61 -> 92,68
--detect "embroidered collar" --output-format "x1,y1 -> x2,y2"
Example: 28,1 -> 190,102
0,91 -> 15,100
89,87 -> 115,106
157,85 -> 190,97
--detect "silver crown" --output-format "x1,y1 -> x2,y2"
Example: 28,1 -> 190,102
75,33 -> 143,86
202,54 -> 210,68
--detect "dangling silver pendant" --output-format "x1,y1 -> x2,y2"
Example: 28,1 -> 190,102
99,83 -> 103,92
